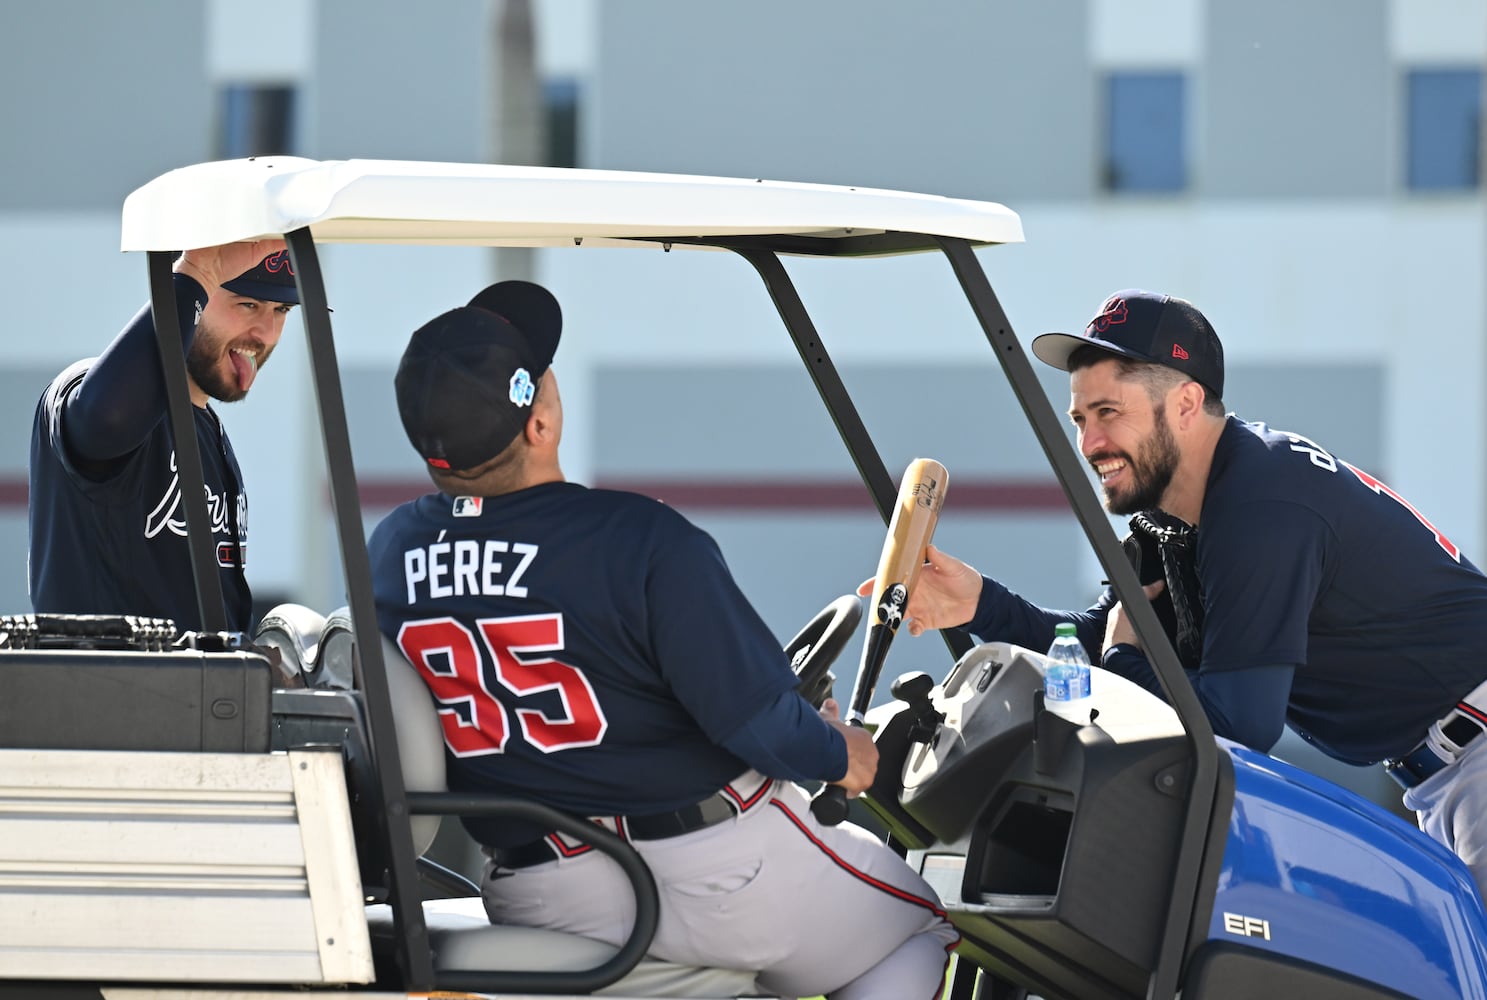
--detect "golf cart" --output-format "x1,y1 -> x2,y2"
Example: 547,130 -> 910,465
0,157 -> 1483,1000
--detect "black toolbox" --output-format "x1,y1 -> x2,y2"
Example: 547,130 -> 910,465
0,614 -> 272,752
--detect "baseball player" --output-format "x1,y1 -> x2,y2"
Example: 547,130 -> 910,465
368,282 -> 960,999
897,289 -> 1487,901
29,241 -> 298,632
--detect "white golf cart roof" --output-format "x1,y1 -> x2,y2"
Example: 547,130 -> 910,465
120,156 -> 1024,255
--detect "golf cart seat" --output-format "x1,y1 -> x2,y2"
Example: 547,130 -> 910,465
254,603 -> 355,690
366,635 -> 761,997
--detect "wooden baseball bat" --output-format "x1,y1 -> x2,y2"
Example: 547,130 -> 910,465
811,457 -> 948,825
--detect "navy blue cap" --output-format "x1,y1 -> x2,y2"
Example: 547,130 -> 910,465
221,249 -> 300,304
1032,290 -> 1224,398
395,281 -> 562,472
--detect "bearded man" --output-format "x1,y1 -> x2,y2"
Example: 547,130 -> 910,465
29,241 -> 297,632
896,289 -> 1487,901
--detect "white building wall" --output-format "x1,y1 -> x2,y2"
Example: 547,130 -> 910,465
1391,0 -> 1487,62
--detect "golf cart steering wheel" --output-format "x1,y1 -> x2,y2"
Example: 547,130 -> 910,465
785,594 -> 863,709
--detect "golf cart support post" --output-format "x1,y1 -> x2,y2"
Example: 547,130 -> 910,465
117,157 -> 1212,998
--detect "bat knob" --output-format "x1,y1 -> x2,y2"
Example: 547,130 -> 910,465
810,784 -> 851,826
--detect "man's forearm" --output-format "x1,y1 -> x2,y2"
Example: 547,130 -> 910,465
63,272 -> 206,463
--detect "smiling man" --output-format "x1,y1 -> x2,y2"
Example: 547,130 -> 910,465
897,289 -> 1487,901
28,241 -> 297,632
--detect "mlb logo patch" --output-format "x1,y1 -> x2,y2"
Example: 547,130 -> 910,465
452,496 -> 483,517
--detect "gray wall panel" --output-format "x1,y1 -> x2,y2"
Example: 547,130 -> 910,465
312,0 -> 489,162
341,365 -> 408,477
0,368 -> 54,470
0,368 -> 66,609
592,361 -> 1384,480
593,0 -> 1095,201
1225,362 -> 1384,470
0,2 -> 213,210
1204,0 -> 1391,197
0,514 -> 27,613
594,363 -> 1076,479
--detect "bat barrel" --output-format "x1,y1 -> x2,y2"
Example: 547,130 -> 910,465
812,457 -> 946,828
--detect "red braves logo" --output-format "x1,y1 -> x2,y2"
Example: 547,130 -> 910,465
262,250 -> 294,275
1088,297 -> 1128,334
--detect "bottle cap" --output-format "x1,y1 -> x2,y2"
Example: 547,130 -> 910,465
1054,622 -> 1077,637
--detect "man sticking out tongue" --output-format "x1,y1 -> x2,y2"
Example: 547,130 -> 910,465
28,243 -> 299,633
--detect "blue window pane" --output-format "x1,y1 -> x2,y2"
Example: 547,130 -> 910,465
219,85 -> 296,159
1105,72 -> 1186,193
544,77 -> 581,168
1407,69 -> 1482,191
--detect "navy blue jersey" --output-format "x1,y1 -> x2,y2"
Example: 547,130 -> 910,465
1190,418 -> 1487,762
969,417 -> 1487,765
29,360 -> 252,632
368,482 -> 823,843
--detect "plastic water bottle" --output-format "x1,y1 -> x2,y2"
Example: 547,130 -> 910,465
1044,623 -> 1093,725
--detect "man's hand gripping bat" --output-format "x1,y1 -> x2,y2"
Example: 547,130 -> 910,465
811,458 -> 947,825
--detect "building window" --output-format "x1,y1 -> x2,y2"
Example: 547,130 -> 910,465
1102,71 -> 1186,194
217,84 -> 296,159
544,77 -> 580,168
1406,68 -> 1482,191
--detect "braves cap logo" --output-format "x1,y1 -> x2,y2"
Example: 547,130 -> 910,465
1087,297 -> 1128,335
509,368 -> 535,407
261,250 -> 294,275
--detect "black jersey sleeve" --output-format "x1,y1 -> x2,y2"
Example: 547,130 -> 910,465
63,273 -> 207,468
1102,644 -> 1293,751
644,516 -> 805,747
721,687 -> 847,782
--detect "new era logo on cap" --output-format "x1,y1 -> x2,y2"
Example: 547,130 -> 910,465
1031,289 -> 1225,399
